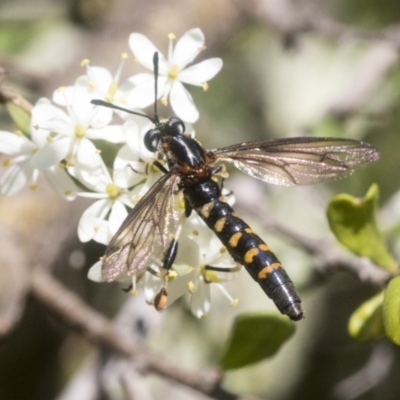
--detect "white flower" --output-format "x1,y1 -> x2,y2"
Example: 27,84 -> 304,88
0,129 -> 77,199
76,139 -> 147,245
31,76 -> 124,171
128,28 -> 223,123
81,54 -> 131,105
80,55 -> 149,122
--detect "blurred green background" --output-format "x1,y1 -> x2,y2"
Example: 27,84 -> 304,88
1,0 -> 400,399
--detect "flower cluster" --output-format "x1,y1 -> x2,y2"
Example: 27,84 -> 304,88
0,28 -> 239,318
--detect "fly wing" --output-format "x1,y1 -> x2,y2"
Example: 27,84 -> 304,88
211,137 -> 379,186
102,172 -> 182,281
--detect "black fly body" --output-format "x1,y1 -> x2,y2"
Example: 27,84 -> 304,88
92,53 -> 379,321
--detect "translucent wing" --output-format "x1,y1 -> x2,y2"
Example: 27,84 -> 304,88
102,172 -> 181,281
211,137 -> 379,186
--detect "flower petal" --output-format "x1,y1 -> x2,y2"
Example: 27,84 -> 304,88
175,232 -> 202,267
191,277 -> 211,318
80,217 -> 111,245
124,120 -> 154,160
172,28 -> 204,69
86,125 -> 125,143
142,272 -> 164,303
78,198 -> 111,242
108,200 -> 128,235
31,98 -> 73,142
43,165 -> 78,201
70,76 -> 97,126
86,66 -> 113,96
87,260 -> 104,282
72,139 -> 112,192
125,75 -> 166,109
52,85 -> 74,106
91,106 -> 114,128
166,270 -> 196,306
113,145 -> 147,188
0,161 -> 32,195
129,34 -> 168,74
169,81 -> 199,123
0,131 -> 35,155
179,58 -> 223,86
30,137 -> 71,170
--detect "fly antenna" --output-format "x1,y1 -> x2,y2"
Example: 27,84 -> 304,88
153,52 -> 160,124
91,100 -> 155,123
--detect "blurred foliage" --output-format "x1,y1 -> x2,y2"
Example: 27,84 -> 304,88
383,277 -> 400,345
327,184 -> 397,272
3,101 -> 31,134
220,313 -> 295,370
332,0 -> 400,27
2,0 -> 400,399
0,21 -> 42,54
348,290 -> 385,341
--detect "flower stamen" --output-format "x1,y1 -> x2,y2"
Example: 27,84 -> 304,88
188,280 -> 195,293
216,283 -> 238,307
130,275 -> 138,295
105,81 -> 118,103
80,59 -> 90,67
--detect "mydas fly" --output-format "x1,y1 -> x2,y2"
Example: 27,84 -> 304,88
92,53 -> 379,321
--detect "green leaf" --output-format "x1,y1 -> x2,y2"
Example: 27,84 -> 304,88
348,291 -> 385,341
308,115 -> 345,138
220,313 -> 295,370
4,102 -> 31,135
383,277 -> 400,345
327,183 -> 397,272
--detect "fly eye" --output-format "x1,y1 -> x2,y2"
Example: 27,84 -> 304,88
167,117 -> 185,135
144,129 -> 161,152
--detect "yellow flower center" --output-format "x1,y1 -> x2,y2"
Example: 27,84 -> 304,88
168,64 -> 180,80
106,183 -> 120,199
75,124 -> 85,139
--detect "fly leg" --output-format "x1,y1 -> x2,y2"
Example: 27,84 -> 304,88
154,215 -> 186,310
126,159 -> 169,177
204,264 -> 242,275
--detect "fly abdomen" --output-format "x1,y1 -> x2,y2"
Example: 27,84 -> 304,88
184,181 -> 303,321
